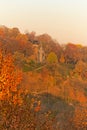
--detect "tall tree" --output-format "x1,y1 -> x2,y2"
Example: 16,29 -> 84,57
0,51 -> 23,105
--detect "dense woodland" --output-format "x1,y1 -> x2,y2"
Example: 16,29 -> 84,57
0,25 -> 87,130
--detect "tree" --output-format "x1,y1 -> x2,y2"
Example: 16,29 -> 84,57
80,46 -> 87,62
59,54 -> 65,63
13,51 -> 25,67
0,51 -> 23,105
64,43 -> 81,64
72,60 -> 87,79
73,105 -> 87,129
47,52 -> 58,64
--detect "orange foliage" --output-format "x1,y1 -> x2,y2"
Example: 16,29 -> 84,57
0,27 -> 5,37
61,78 -> 87,103
73,105 -> 87,129
64,43 -> 81,63
59,54 -> 65,63
16,33 -> 28,46
0,51 -> 23,104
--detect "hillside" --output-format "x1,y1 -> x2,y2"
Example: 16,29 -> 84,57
0,26 -> 87,130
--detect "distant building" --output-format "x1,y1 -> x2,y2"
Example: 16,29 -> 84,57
37,44 -> 45,63
32,42 -> 45,63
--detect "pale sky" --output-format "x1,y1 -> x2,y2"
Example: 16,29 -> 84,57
0,0 -> 87,45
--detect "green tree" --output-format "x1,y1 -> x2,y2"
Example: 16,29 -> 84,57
47,52 -> 58,64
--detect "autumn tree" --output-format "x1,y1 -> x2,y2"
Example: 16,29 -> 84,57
80,46 -> 87,62
46,52 -> 58,77
13,51 -> 26,68
59,54 -> 65,63
47,52 -> 58,64
72,60 -> 87,80
64,43 -> 81,64
73,105 -> 87,129
37,34 -> 62,60
0,51 -> 23,105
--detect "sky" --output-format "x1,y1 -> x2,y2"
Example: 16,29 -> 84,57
0,0 -> 87,45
